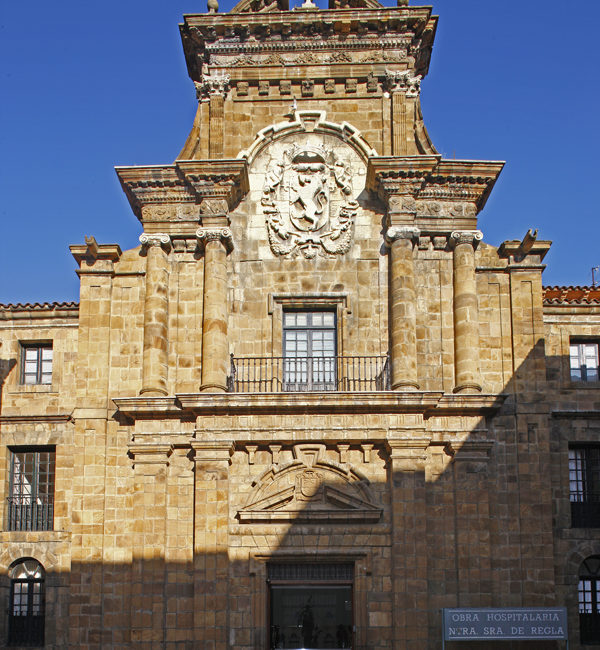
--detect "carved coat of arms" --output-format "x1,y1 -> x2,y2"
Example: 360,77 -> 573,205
262,145 -> 358,258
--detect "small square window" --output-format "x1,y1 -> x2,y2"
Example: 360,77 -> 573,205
20,343 -> 53,385
570,341 -> 599,383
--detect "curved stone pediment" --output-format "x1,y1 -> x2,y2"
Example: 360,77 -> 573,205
238,443 -> 382,523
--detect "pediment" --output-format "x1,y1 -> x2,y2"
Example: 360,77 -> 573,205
237,443 -> 382,524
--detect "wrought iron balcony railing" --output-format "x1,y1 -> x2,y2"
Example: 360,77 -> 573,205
228,354 -> 390,393
6,497 -> 54,532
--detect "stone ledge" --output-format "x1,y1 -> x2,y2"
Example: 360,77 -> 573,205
112,391 -> 507,420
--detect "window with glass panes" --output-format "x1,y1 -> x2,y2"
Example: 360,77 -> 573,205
8,559 -> 45,647
579,556 -> 600,645
7,448 -> 55,531
283,311 -> 337,391
569,446 -> 600,528
21,343 -> 53,385
570,341 -> 599,382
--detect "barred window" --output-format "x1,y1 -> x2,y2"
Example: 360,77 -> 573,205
7,448 -> 55,531
570,446 -> 600,528
21,343 -> 53,385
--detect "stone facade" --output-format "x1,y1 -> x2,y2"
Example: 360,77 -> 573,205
0,1 -> 599,649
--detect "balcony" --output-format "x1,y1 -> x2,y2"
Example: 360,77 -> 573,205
6,497 -> 54,532
228,355 -> 390,393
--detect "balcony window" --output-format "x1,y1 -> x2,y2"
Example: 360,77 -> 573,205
570,341 -> 599,382
569,446 -> 600,527
21,343 -> 53,385
283,311 -> 337,391
6,448 -> 55,531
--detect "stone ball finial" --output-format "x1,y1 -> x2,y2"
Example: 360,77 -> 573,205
207,0 -> 219,13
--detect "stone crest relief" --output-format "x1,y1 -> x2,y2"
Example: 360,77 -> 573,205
262,144 -> 359,258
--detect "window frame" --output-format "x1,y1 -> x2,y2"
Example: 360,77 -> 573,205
20,342 -> 53,386
282,309 -> 338,391
570,339 -> 599,383
6,447 -> 56,532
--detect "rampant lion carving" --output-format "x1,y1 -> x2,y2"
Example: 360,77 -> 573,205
262,144 -> 358,259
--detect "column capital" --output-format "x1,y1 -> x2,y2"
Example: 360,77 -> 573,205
196,226 -> 234,253
384,69 -> 422,97
139,232 -> 171,253
194,72 -> 230,102
128,443 -> 173,468
191,440 -> 234,463
385,226 -> 420,247
449,230 -> 483,249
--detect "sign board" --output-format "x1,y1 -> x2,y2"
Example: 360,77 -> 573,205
443,608 -> 568,641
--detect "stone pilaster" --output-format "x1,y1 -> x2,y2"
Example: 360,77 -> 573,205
197,227 -> 233,393
195,72 -> 230,159
128,443 -> 173,645
385,226 -> 420,390
139,233 -> 171,396
191,441 -> 234,648
385,70 -> 422,156
387,437 -> 430,647
450,230 -> 483,394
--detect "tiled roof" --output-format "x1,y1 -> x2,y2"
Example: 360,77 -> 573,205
0,301 -> 79,311
543,286 -> 600,305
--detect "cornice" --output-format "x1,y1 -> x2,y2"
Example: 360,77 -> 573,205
180,8 -> 437,79
115,159 -> 249,222
0,414 -> 74,424
0,302 -> 79,321
366,156 -> 504,214
112,391 -> 507,421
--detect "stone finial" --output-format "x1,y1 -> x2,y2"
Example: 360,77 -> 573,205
207,0 -> 219,12
196,227 -> 234,253
139,233 -> 171,252
194,72 -> 231,101
384,70 -> 422,97
449,230 -> 483,249
385,226 -> 420,247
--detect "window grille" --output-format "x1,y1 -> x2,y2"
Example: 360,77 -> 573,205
7,448 -> 55,531
268,563 -> 354,582
570,446 -> 600,528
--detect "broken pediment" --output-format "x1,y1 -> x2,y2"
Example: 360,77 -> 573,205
238,443 -> 382,523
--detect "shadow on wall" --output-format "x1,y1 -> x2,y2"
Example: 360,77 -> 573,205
0,343 -> 594,649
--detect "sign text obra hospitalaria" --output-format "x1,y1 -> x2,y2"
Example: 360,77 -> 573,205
443,608 -> 568,641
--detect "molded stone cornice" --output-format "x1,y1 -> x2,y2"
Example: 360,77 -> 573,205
112,392 -> 507,421
367,156 -> 504,215
115,160 -> 249,222
180,8 -> 437,79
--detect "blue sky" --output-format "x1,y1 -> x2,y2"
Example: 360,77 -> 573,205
1,0 -> 599,303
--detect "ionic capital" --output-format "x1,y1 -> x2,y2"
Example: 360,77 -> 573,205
384,70 -> 422,97
139,233 -> 171,253
194,72 -> 230,102
449,230 -> 483,250
385,226 -> 420,247
196,227 -> 234,253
